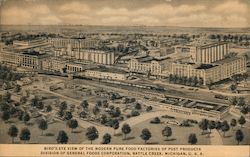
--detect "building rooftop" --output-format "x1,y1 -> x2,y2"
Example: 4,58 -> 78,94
196,64 -> 218,69
198,42 -> 228,49
87,66 -> 127,74
213,56 -> 243,65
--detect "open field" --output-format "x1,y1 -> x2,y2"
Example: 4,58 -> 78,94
108,118 -> 211,145
0,118 -> 86,144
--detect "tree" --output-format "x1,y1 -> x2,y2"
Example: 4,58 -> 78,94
162,126 -> 172,140
100,114 -> 107,124
85,126 -> 99,144
96,100 -> 102,107
8,125 -> 18,143
146,106 -> 153,112
131,110 -> 140,117
241,105 -> 249,115
140,128 -> 151,144
38,119 -> 48,136
56,130 -> 68,144
19,128 -> 31,143
235,129 -> 244,145
198,119 -> 208,135
14,84 -> 21,93
229,84 -> 237,93
45,105 -> 52,112
208,120 -> 216,134
102,100 -> 109,108
64,111 -> 73,121
150,117 -> 161,124
80,100 -> 88,110
102,133 -> 111,144
135,103 -> 142,110
22,113 -> 30,124
31,96 -> 39,107
121,123 -> 131,140
230,119 -> 237,130
1,111 -> 10,122
92,106 -> 100,118
188,133 -> 197,145
111,119 -> 119,135
215,121 -> 222,131
238,116 -> 246,128
67,119 -> 78,133
242,73 -> 249,82
57,109 -> 64,118
79,111 -> 87,118
237,97 -> 246,107
36,101 -> 44,110
221,120 -> 230,137
59,101 -> 67,111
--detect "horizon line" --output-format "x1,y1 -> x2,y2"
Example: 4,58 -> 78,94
0,24 -> 250,29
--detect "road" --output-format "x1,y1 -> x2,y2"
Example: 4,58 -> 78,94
210,130 -> 223,145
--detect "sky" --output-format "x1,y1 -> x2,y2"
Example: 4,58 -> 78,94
0,0 -> 249,27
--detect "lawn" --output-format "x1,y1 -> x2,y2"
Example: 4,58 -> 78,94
220,114 -> 250,145
108,118 -> 211,145
0,117 -> 87,144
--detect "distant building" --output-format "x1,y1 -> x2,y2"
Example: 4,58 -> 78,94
80,67 -> 128,81
171,56 -> 247,85
41,57 -> 67,73
67,62 -> 84,73
190,42 -> 229,64
55,49 -> 115,65
12,38 -> 50,52
48,38 -> 99,49
128,56 -> 172,77
0,50 -> 48,70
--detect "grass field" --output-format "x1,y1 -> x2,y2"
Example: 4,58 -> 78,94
0,117 -> 86,144
108,118 -> 211,145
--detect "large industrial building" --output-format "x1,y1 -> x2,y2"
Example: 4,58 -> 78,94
129,42 -> 247,85
190,42 -> 230,64
128,56 -> 171,77
55,49 -> 115,65
0,50 -> 48,70
48,38 -> 99,49
171,56 -> 247,85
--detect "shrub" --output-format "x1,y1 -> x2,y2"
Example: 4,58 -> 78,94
150,117 -> 161,124
131,110 -> 140,117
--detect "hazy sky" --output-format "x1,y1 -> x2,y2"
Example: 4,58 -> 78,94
0,0 -> 249,27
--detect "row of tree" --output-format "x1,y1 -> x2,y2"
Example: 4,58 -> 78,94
169,74 -> 204,87
198,116 -> 246,144
0,64 -> 24,82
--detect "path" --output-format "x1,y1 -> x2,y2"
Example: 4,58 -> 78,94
210,130 -> 223,145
